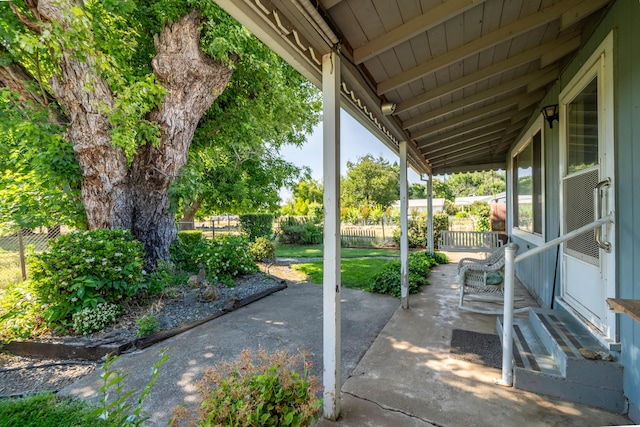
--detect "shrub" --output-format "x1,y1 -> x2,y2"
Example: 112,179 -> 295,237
366,251 -> 448,298
392,215 -> 428,248
239,213 -> 274,241
278,216 -> 322,245
136,313 -> 159,337
72,302 -> 120,335
249,237 -> 276,262
91,350 -> 169,426
0,281 -> 46,341
169,231 -> 204,272
193,235 -> 259,287
433,211 -> 449,249
170,349 -> 321,427
140,260 -> 190,295
29,229 -> 144,327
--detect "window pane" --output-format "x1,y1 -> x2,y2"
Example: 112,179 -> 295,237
516,143 -> 533,233
533,131 -> 542,234
567,77 -> 598,174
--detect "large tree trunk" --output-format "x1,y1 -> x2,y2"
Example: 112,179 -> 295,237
6,2 -> 235,267
38,0 -> 131,230
129,11 -> 235,267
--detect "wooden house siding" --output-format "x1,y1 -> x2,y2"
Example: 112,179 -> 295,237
512,1 -> 640,419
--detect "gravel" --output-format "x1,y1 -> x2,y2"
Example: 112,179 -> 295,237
0,262 -> 309,398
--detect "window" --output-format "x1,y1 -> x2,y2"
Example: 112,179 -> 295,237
512,119 -> 543,238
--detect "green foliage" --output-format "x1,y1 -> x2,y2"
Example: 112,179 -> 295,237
409,183 -> 428,199
392,215 -> 428,248
0,393 -> 105,427
91,349 -> 169,426
172,234 -> 258,285
469,201 -> 491,232
249,237 -> 276,262
0,280 -> 46,341
239,213 -> 274,241
445,171 -> 506,197
281,179 -> 323,217
169,230 -> 204,272
28,229 -> 144,327
277,217 -> 322,245
341,155 -> 400,209
176,230 -> 203,248
366,251 -> 448,298
171,350 -> 321,427
136,313 -> 159,337
433,212 -> 449,250
140,259 -> 189,295
72,302 -> 120,335
0,91 -> 85,229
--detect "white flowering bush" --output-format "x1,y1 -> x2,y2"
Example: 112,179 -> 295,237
199,235 -> 259,287
72,302 -> 120,335
29,228 -> 144,328
170,234 -> 258,287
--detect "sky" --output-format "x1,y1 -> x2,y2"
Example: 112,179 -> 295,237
278,109 -> 422,201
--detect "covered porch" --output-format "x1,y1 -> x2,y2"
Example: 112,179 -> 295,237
317,252 -> 630,426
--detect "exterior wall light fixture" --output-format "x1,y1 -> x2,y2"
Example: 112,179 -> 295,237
541,104 -> 559,128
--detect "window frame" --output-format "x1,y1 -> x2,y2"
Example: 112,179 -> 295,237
510,116 -> 545,246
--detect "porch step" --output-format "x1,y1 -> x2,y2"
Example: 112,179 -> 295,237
497,308 -> 626,413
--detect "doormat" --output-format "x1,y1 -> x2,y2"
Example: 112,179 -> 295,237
449,329 -> 502,369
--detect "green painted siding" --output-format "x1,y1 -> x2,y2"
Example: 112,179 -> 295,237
511,1 -> 640,419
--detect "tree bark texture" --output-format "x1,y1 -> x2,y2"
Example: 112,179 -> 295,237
129,10 -> 234,266
38,0 -> 132,231
8,2 -> 237,267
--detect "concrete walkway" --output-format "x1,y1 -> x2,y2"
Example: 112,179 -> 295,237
316,253 -> 632,427
61,252 -> 633,426
59,281 -> 399,426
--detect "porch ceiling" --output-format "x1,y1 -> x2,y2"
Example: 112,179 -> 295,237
215,0 -> 613,176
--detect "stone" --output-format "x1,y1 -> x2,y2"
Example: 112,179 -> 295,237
579,348 -> 601,360
184,290 -> 198,305
187,275 -> 199,288
157,314 -> 173,330
202,286 -> 220,302
223,295 -> 240,311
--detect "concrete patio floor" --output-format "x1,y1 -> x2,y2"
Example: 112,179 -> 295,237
316,252 -> 633,427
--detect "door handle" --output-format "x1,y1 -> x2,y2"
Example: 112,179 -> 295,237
594,178 -> 611,252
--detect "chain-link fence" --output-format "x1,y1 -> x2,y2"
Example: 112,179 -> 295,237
0,227 -> 60,288
177,215 -> 240,239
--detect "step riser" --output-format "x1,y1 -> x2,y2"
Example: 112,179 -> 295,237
497,308 -> 626,413
514,368 -> 627,414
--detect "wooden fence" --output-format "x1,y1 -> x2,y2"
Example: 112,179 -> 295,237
438,230 -> 505,252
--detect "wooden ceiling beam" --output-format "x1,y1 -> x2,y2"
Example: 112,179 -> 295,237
377,0 -> 585,95
414,112 -> 512,144
396,32 -> 580,114
517,90 -> 545,111
410,96 -> 521,140
423,134 -> 503,158
540,34 -> 582,68
403,67 -> 555,129
561,0 -> 611,30
417,123 -> 507,150
428,142 -> 508,166
353,0 -> 485,64
432,162 -> 507,175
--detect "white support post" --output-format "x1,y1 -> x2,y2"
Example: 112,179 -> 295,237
400,141 -> 409,309
498,243 -> 517,386
427,174 -> 434,253
322,51 -> 341,420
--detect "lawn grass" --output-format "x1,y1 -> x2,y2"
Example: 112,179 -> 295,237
0,248 -> 23,290
0,393 -> 104,427
276,244 -> 398,259
292,257 -> 393,290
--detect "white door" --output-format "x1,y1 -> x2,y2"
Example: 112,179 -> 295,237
560,33 -> 615,340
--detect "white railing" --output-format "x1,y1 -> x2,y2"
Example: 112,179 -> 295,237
497,215 -> 614,386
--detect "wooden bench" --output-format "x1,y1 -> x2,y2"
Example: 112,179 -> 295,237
438,230 -> 504,252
